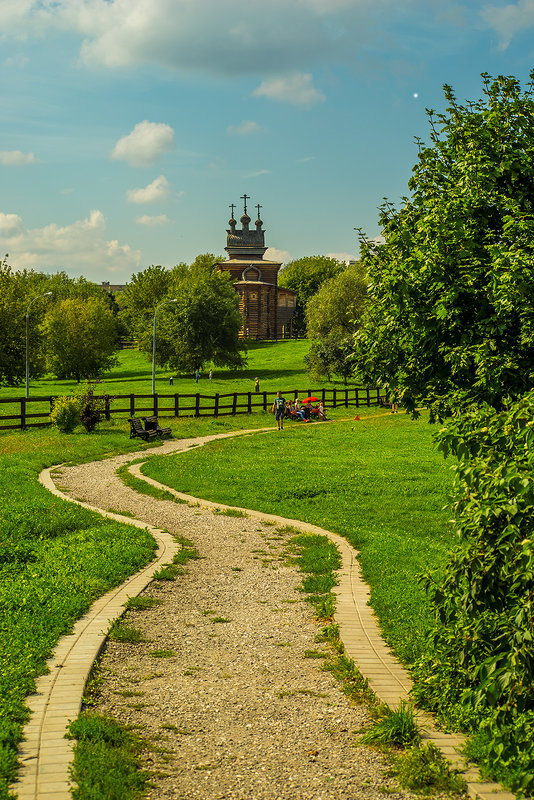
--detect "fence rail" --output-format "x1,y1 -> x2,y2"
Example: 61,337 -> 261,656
0,387 -> 384,431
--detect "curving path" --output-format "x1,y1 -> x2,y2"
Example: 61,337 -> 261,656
11,428 -> 513,800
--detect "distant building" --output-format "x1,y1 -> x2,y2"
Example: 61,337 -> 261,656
101,281 -> 127,294
214,197 -> 296,339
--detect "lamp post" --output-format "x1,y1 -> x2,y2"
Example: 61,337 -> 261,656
26,292 -> 52,399
152,298 -> 177,395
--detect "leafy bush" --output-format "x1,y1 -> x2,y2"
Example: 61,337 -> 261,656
412,391 -> 534,794
49,393 -> 81,433
79,388 -> 107,433
395,742 -> 466,794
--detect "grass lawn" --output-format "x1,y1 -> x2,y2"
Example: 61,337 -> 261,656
0,339 -> 323,404
141,410 -> 453,667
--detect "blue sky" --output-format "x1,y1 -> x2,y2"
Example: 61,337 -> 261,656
0,0 -> 533,282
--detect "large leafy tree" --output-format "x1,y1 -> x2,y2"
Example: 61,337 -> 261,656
0,259 -> 49,387
278,255 -> 345,334
43,297 -> 119,382
353,72 -> 534,419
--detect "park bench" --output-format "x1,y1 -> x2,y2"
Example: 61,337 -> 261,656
129,416 -> 159,441
141,415 -> 172,438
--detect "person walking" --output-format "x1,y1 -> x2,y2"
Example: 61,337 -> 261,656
254,377 -> 260,393
194,369 -> 200,384
209,369 -> 213,383
271,391 -> 286,431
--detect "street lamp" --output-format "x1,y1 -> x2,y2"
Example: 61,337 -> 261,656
152,298 -> 177,395
26,292 -> 52,399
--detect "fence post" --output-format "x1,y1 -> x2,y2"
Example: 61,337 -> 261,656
214,393 -> 219,417
366,387 -> 370,407
232,393 -> 237,415
247,392 -> 252,414
174,393 -> 179,417
195,393 -> 200,418
333,388 -> 337,408
20,398 -> 26,430
130,394 -> 135,417
153,393 -> 158,416
104,395 -> 111,421
263,391 -> 268,412
321,388 -> 326,405
355,388 -> 360,408
345,389 -> 349,408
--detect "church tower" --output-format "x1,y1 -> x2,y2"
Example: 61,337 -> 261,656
215,196 -> 296,340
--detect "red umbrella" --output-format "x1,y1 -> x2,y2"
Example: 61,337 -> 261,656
302,396 -> 319,403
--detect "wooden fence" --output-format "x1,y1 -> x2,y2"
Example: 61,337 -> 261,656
0,386 -> 383,431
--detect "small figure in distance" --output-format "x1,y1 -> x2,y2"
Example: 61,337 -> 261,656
391,393 -> 399,414
194,368 -> 200,384
169,375 -> 174,386
318,401 -> 327,421
271,391 -> 286,431
254,376 -> 260,393
209,369 -> 213,383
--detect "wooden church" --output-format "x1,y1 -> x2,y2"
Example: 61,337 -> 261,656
215,196 -> 296,340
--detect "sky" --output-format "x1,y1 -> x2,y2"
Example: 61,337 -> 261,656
0,0 -> 533,283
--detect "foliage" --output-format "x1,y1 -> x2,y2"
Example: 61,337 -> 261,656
0,258 -> 48,388
305,261 -> 367,340
278,255 -> 346,334
412,392 -> 534,795
359,700 -> 421,748
394,742 -> 466,794
68,713 -> 149,800
79,387 -> 107,433
353,72 -> 534,420
305,335 -> 355,384
43,296 -> 119,382
49,393 -> 81,433
119,261 -> 245,373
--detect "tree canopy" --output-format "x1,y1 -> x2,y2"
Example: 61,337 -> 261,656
305,261 -> 367,340
43,297 -> 119,382
120,259 -> 245,373
278,255 -> 345,334
353,72 -> 534,419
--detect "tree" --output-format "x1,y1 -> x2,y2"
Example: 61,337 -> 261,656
43,297 -> 119,382
305,336 -> 354,384
118,264 -> 172,342
305,261 -> 367,339
0,258 -> 47,387
353,72 -> 534,419
278,256 -> 345,334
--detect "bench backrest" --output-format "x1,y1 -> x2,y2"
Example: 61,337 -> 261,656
129,417 -> 144,433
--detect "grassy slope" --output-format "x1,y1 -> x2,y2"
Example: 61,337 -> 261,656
142,410 -> 453,666
0,340 -> 323,404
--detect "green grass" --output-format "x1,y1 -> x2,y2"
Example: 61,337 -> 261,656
67,713 -> 150,800
141,412 -> 453,666
0,340 -> 321,405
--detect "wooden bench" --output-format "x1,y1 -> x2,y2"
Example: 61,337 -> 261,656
141,415 -> 172,438
129,417 -> 159,441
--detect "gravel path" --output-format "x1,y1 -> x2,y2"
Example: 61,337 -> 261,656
53,434 -> 431,800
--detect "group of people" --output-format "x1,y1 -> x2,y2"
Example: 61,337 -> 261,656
271,391 -> 327,430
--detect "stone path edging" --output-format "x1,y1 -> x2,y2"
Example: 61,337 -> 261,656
11,425 -> 515,800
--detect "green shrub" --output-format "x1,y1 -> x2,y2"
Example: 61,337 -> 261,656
49,394 -> 81,433
394,742 -> 466,794
412,392 -> 534,795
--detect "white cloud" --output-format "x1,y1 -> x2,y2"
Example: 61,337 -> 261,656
135,213 -> 172,226
227,120 -> 262,135
111,121 -> 175,167
0,150 -> 38,165
0,209 -> 141,275
1,0 -> 391,77
265,247 -> 291,264
481,0 -> 534,49
326,251 -> 356,263
126,175 -> 170,204
242,169 -> 271,178
252,73 -> 325,107
296,156 -> 316,163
